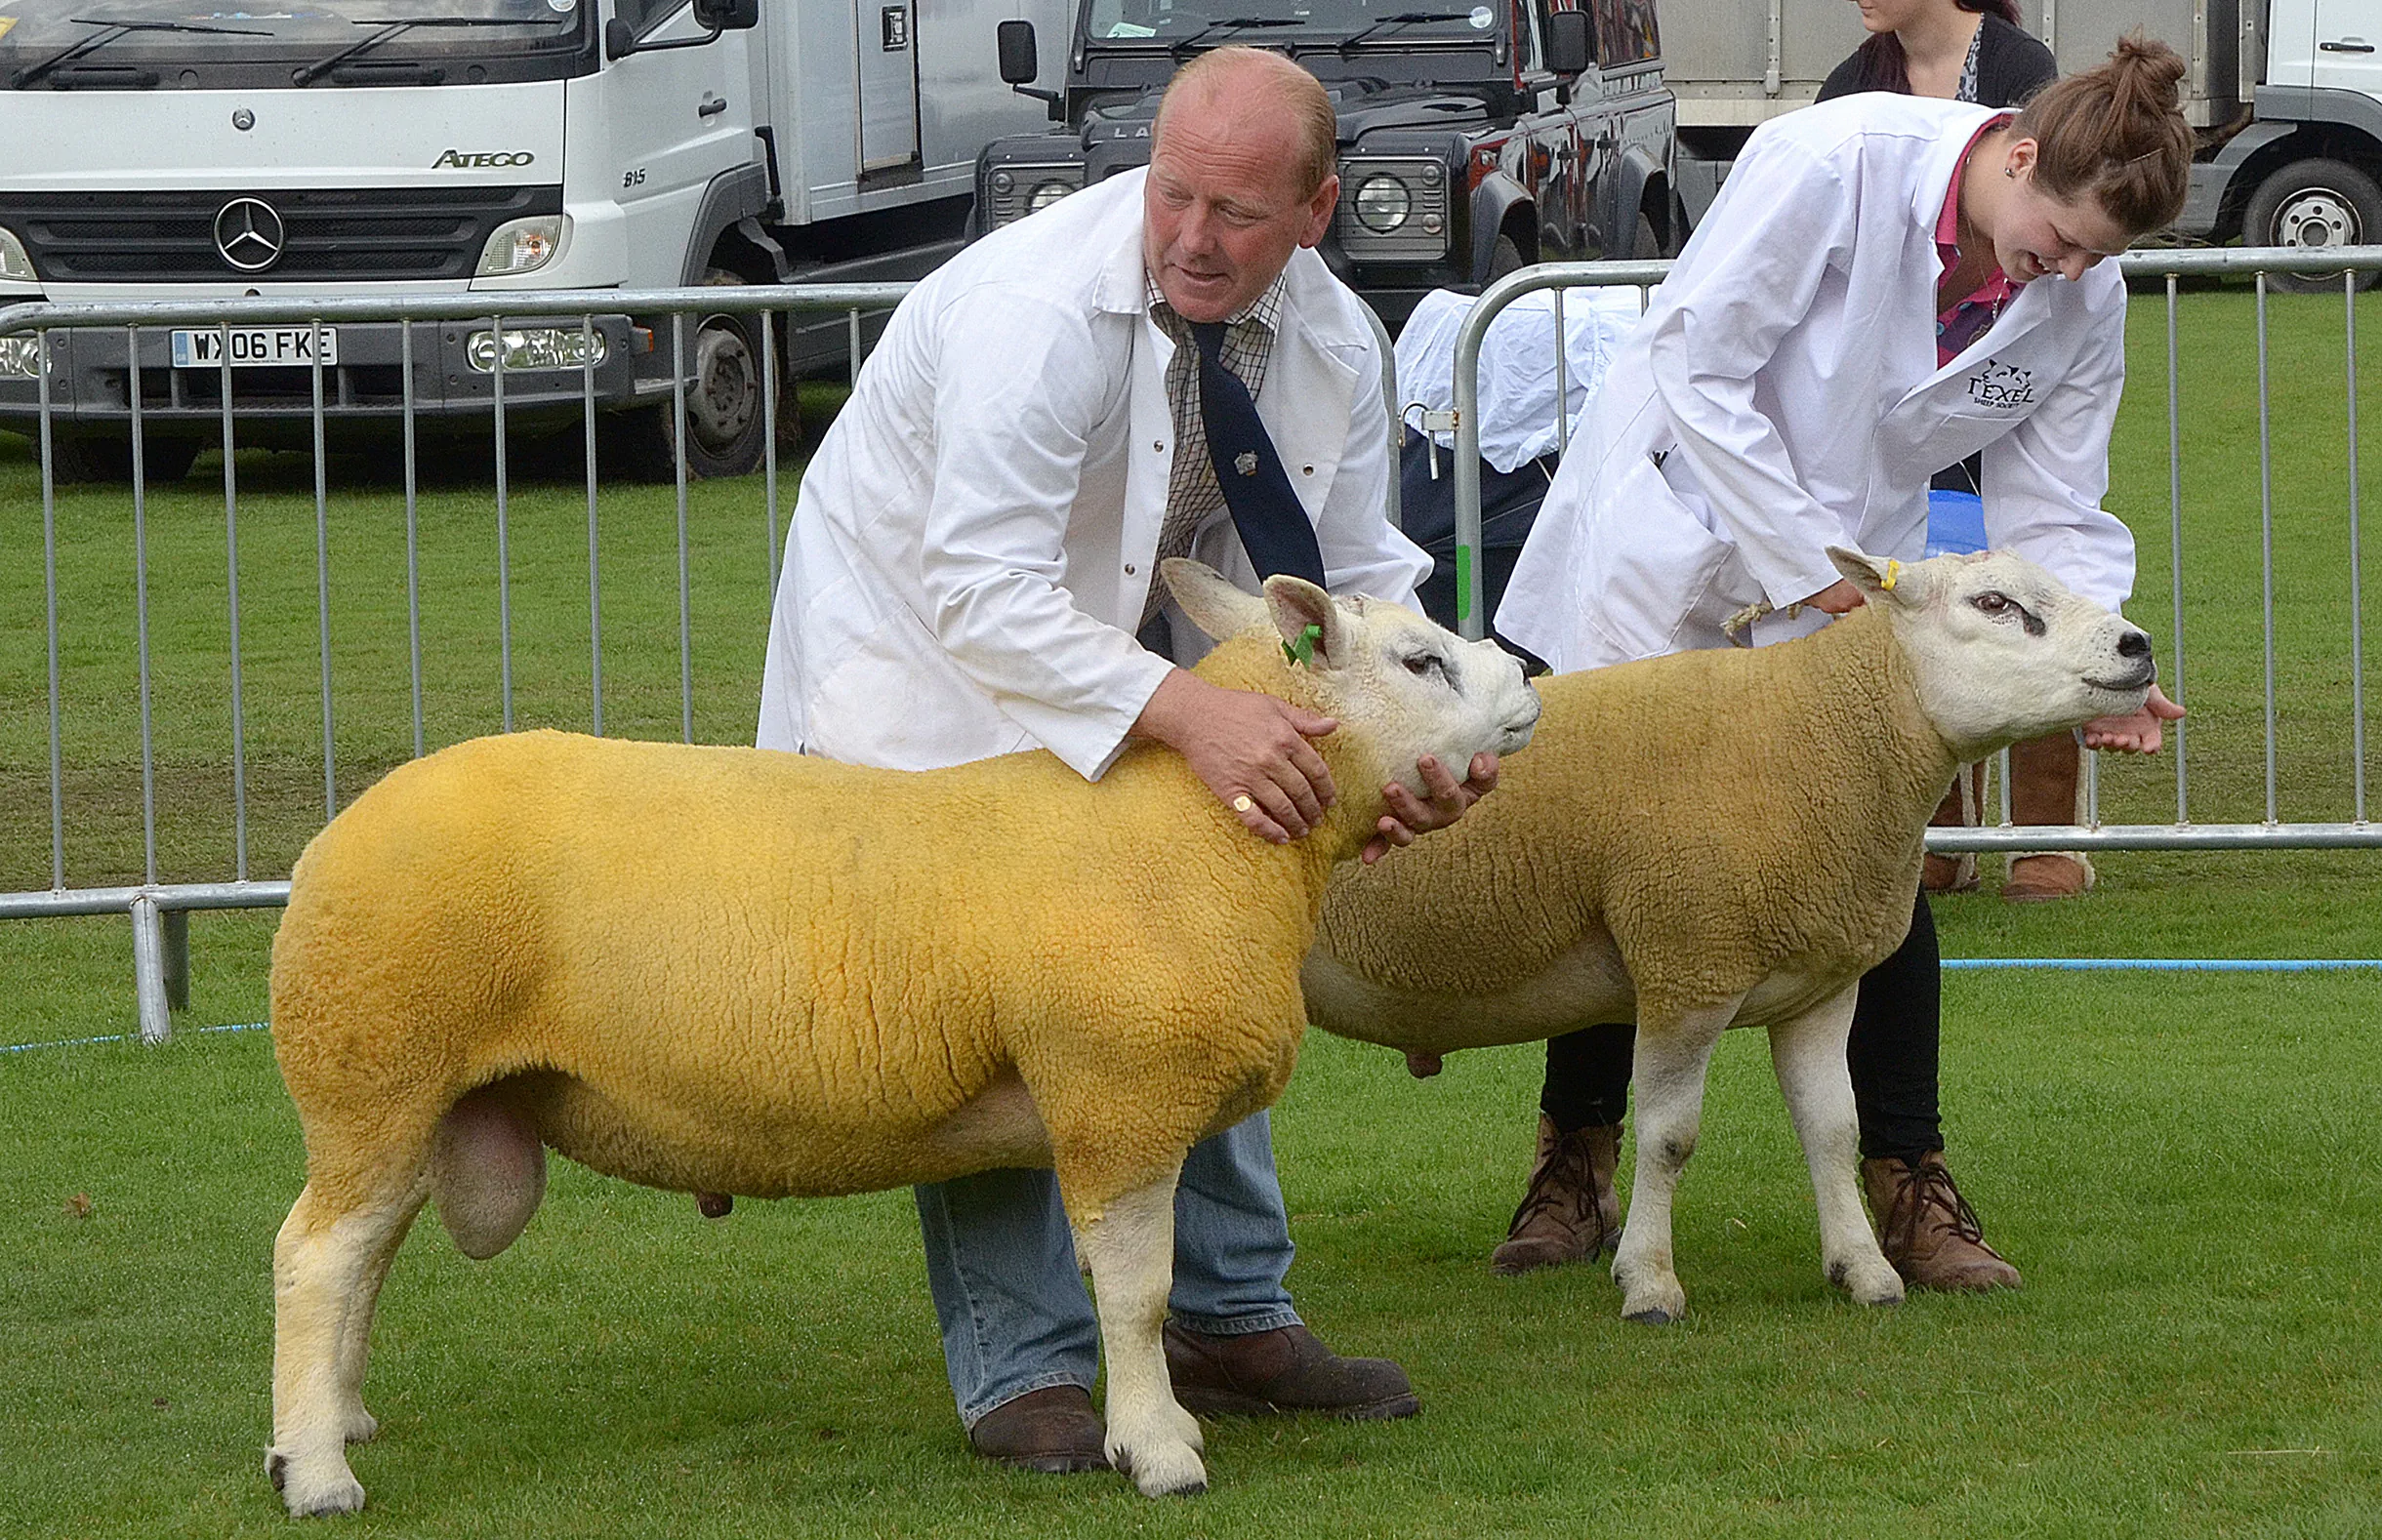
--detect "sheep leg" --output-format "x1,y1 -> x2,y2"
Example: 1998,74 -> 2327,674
1768,987 -> 1906,1309
268,1174 -> 429,1518
1071,1162 -> 1208,1498
1610,995 -> 1741,1325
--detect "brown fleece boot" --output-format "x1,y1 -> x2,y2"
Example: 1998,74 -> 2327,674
1490,1115 -> 1622,1277
2003,731 -> 2092,902
1923,762 -> 1988,894
1862,1152 -> 2023,1292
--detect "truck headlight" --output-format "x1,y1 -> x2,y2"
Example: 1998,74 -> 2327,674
0,226 -> 37,282
476,216 -> 567,276
0,334 -> 43,377
985,163 -> 1086,229
1336,158 -> 1449,262
467,326 -> 609,373
1354,175 -> 1413,234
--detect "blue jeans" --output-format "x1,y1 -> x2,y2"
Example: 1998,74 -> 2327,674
914,1110 -> 1302,1428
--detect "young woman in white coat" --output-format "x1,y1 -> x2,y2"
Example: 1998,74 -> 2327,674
1484,39 -> 2192,1293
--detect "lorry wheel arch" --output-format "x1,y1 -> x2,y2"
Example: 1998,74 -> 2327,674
601,269 -> 789,481
1471,171 -> 1536,283
2244,156 -> 2382,293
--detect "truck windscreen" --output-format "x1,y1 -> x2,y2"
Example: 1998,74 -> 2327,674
0,0 -> 594,88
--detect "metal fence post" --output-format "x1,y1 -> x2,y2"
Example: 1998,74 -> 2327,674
131,893 -> 171,1045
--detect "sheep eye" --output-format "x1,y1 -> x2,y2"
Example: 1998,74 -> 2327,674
1972,591 -> 2010,615
1403,653 -> 1446,680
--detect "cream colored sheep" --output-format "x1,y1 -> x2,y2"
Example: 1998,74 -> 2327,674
1304,548 -> 2157,1325
264,561 -> 1540,1515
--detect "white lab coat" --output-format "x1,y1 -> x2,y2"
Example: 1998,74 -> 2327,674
1499,95 -> 2138,671
758,167 -> 1429,777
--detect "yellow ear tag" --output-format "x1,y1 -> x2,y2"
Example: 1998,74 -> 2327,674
1880,559 -> 1902,593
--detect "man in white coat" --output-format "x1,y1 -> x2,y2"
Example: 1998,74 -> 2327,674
759,47 -> 1490,1472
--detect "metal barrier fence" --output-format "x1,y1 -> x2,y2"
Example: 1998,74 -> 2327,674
0,281 -> 1403,1041
1448,246 -> 2382,862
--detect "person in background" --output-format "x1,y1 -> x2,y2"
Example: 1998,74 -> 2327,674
1826,0 -> 2088,902
1486,38 -> 2189,1298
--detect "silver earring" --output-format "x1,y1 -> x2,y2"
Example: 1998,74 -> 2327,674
2004,166 -> 2015,178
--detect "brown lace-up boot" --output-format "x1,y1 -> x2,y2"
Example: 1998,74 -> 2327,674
2003,731 -> 2092,901
1861,1152 -> 2023,1292
1490,1115 -> 1622,1276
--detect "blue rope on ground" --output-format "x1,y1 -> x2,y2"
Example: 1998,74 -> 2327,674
1940,958 -> 2382,971
0,1020 -> 268,1055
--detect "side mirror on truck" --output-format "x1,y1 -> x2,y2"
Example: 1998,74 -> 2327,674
693,0 -> 759,29
1546,9 -> 1593,76
998,19 -> 1065,120
606,0 -> 756,61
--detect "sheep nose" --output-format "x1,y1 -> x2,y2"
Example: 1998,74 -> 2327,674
2116,629 -> 2151,660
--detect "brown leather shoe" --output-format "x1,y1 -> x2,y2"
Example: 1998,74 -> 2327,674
1862,1152 -> 2023,1292
1163,1321 -> 1418,1420
1490,1115 -> 1622,1276
966,1385 -> 1109,1474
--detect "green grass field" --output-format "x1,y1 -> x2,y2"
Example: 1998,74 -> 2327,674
3,292 -> 2379,1536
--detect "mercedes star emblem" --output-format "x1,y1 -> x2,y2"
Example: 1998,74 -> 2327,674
214,197 -> 285,273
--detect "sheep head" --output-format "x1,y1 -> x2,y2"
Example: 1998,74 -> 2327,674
1828,546 -> 2156,760
1162,558 -> 1541,798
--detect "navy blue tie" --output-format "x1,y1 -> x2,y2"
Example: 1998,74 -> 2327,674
1189,320 -> 1328,588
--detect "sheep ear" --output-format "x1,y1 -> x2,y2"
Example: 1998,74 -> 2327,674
1163,558 -> 1268,641
1261,574 -> 1351,669
1828,546 -> 1925,608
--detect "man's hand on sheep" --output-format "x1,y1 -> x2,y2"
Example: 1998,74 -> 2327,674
1362,750 -> 1499,866
2082,682 -> 2185,754
1132,668 -> 1341,843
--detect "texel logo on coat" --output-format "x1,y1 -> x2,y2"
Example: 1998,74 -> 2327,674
1966,359 -> 2035,409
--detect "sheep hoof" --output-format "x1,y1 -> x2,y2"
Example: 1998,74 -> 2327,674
339,1405 -> 380,1444
1622,1306 -> 1680,1326
1113,1440 -> 1208,1498
696,1192 -> 733,1219
268,1448 -> 366,1518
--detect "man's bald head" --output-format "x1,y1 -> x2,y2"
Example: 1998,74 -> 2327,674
1141,49 -> 1342,323
1154,46 -> 1338,200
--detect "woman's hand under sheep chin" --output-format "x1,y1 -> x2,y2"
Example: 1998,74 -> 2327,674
1131,669 -> 1341,844
2081,683 -> 2185,754
1362,751 -> 1499,866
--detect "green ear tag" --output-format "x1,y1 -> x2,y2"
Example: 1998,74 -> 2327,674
1282,623 -> 1322,668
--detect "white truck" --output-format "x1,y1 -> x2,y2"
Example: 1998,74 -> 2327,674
1668,0 -> 2382,291
0,0 -> 1070,479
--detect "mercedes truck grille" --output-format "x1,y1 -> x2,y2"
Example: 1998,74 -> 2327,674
0,185 -> 563,282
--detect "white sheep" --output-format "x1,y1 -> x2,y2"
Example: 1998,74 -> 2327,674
1303,548 -> 2156,1324
263,560 -> 1540,1514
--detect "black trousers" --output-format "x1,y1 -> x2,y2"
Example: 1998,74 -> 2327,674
1539,888 -> 1944,1163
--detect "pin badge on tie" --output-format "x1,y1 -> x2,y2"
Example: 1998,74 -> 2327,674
1234,451 -> 1258,476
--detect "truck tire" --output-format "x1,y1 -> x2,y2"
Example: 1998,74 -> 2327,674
1632,211 -> 1662,261
601,270 -> 785,481
1488,233 -> 1526,281
2243,158 -> 2382,294
48,432 -> 200,486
